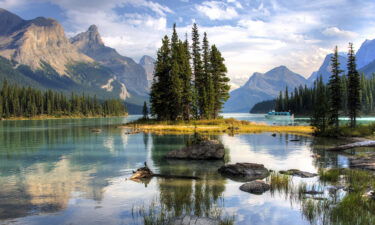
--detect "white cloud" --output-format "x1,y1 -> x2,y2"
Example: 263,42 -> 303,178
322,27 -> 358,39
196,1 -> 238,20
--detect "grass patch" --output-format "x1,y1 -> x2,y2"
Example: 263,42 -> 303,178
122,118 -> 313,135
268,172 -> 292,194
318,168 -> 341,183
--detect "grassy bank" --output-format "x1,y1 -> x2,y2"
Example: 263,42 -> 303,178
121,118 -> 313,135
317,123 -> 375,138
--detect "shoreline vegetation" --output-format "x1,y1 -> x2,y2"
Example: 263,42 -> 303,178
0,113 -> 128,121
121,118 -> 314,135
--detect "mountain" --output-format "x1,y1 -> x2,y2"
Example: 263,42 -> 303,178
0,9 -> 93,75
307,53 -> 348,83
0,8 -> 147,112
356,39 -> 375,69
71,25 -> 149,97
224,66 -> 308,112
139,55 -> 155,87
309,39 -> 375,83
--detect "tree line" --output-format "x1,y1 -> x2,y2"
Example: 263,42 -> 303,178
150,24 -> 230,121
274,43 -> 362,134
0,81 -> 126,118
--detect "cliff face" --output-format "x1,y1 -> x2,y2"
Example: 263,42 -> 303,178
0,9 -> 92,75
71,25 -> 149,96
139,55 -> 155,87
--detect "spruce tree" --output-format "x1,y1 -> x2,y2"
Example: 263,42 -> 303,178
142,101 -> 149,120
311,76 -> 329,135
210,45 -> 230,118
347,43 -> 361,128
328,46 -> 342,131
150,35 -> 171,120
202,32 -> 213,118
169,24 -> 183,120
191,23 -> 204,118
180,35 -> 193,120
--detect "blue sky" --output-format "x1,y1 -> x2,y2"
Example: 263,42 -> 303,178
2,0 -> 375,86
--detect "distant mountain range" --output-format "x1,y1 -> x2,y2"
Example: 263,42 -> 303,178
0,8 -> 155,113
224,66 -> 308,112
226,38 -> 375,113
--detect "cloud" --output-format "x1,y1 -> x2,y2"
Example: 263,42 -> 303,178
196,1 -> 238,20
322,27 -> 358,39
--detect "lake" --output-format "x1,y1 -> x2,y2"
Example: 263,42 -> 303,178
0,114 -> 370,225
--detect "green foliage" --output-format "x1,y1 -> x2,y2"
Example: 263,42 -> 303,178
250,100 -> 276,113
347,43 -> 361,128
150,24 -> 230,121
318,168 -> 341,183
0,81 -> 126,118
328,46 -> 343,131
143,101 -> 149,119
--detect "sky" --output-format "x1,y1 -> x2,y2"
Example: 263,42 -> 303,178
2,0 -> 375,87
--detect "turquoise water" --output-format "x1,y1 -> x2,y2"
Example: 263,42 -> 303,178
0,114 -> 364,225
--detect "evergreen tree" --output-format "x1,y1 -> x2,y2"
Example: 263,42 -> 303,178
210,45 -> 230,118
202,32 -> 214,118
191,23 -> 205,118
180,35 -> 193,120
328,46 -> 342,132
169,24 -> 183,120
311,76 -> 329,135
142,101 -> 149,120
150,35 -> 171,120
347,43 -> 361,128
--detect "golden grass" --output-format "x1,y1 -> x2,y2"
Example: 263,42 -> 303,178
121,118 -> 314,135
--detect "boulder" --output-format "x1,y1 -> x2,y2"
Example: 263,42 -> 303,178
130,163 -> 153,180
218,163 -> 269,182
170,215 -> 219,225
165,140 -> 224,160
279,169 -> 317,178
239,180 -> 271,194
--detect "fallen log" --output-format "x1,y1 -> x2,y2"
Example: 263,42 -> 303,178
130,162 -> 200,180
327,140 -> 375,151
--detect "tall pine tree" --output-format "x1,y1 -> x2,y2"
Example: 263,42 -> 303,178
210,45 -> 230,118
328,46 -> 342,132
347,42 -> 361,128
150,35 -> 171,120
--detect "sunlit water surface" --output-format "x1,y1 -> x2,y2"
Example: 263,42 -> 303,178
0,114 -> 372,225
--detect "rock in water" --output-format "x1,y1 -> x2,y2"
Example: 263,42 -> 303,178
240,181 -> 271,194
170,215 -> 220,225
165,140 -> 225,160
130,163 -> 153,180
279,169 -> 317,178
218,163 -> 269,182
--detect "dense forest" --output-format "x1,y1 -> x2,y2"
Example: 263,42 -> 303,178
150,24 -> 230,120
272,73 -> 374,116
0,81 -> 127,119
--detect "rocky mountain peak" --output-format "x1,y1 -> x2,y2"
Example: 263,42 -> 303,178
139,55 -> 155,65
70,24 -> 104,50
139,55 -> 155,87
0,8 -> 24,35
0,10 -> 93,75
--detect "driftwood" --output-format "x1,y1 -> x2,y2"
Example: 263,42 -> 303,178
130,162 -> 200,180
327,140 -> 375,151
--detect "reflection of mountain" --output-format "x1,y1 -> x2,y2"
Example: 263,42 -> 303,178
0,119 -> 149,220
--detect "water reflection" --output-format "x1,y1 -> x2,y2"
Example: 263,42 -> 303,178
0,118 -> 360,225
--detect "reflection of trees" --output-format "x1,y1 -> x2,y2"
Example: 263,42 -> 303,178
0,119 -> 148,220
150,134 -> 226,217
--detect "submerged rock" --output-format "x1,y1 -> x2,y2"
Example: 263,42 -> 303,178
279,169 -> 317,178
165,140 -> 224,160
239,180 -> 271,194
218,163 -> 269,182
90,128 -> 102,133
349,152 -> 375,171
170,215 -> 220,225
